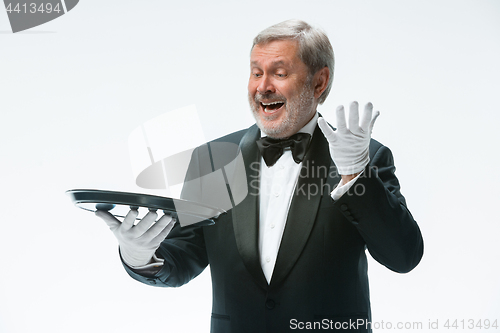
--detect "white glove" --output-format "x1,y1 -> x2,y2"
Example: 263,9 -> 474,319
318,101 -> 380,175
96,209 -> 175,268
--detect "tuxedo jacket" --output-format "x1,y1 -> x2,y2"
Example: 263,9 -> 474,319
123,124 -> 424,333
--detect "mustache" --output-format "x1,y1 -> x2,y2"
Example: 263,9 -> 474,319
254,93 -> 287,104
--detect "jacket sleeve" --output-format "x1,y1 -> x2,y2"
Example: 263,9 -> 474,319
334,141 -> 424,273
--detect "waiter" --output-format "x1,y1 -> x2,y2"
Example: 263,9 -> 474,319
97,19 -> 423,332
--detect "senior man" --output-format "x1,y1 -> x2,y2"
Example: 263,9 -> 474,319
97,19 -> 423,333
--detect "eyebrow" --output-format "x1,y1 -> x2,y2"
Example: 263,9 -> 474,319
250,60 -> 288,67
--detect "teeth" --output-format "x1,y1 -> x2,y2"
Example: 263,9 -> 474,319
261,101 -> 283,106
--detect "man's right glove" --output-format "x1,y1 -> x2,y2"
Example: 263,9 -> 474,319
96,209 -> 175,268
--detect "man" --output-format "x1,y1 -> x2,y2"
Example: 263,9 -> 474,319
97,19 -> 423,332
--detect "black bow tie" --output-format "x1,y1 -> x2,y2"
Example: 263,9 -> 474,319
256,133 -> 312,167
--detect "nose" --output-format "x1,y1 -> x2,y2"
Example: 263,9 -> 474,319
257,74 -> 275,94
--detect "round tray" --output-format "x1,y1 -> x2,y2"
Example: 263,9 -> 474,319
66,189 -> 226,227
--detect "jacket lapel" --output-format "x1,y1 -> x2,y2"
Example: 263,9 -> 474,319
231,124 -> 268,290
270,125 -> 332,287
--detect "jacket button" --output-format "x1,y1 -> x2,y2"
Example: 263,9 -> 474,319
265,299 -> 275,309
347,216 -> 358,224
340,204 -> 348,211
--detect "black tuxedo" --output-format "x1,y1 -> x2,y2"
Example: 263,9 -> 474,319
123,124 -> 423,332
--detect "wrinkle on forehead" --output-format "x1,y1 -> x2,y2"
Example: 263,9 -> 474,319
250,40 -> 301,64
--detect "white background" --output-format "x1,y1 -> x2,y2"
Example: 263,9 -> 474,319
1,0 -> 499,332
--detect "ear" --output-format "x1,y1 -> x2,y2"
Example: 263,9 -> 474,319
313,67 -> 330,100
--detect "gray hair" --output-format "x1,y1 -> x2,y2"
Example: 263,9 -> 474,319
252,19 -> 334,104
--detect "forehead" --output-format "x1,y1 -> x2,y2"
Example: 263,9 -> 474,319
250,39 -> 301,67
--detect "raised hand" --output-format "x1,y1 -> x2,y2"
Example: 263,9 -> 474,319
318,101 -> 380,176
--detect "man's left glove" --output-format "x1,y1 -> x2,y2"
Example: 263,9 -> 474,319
96,209 -> 175,268
318,101 -> 380,175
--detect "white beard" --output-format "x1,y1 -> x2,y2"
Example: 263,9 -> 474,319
249,80 -> 315,138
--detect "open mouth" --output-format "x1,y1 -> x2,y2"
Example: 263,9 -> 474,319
260,101 -> 285,113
